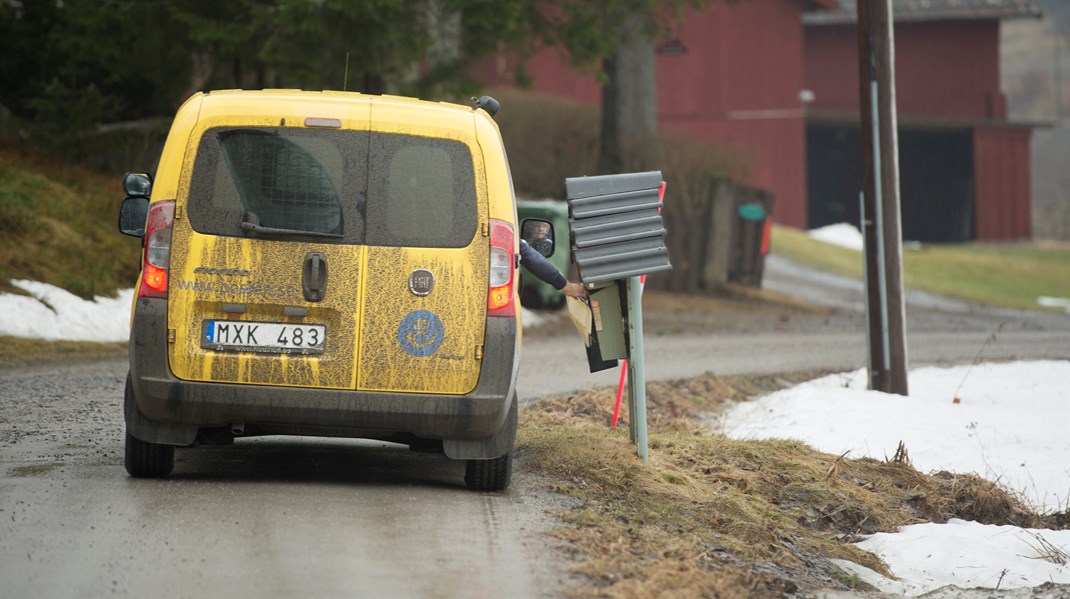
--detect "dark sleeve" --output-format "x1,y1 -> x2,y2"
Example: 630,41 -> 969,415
519,239 -> 567,290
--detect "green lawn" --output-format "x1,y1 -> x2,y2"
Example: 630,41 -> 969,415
770,225 -> 1070,311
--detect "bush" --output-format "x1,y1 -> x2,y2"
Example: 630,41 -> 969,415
492,87 -> 746,204
658,134 -> 747,218
490,88 -> 600,199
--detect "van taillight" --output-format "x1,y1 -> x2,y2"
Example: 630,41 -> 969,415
487,219 -> 515,317
138,201 -> 175,299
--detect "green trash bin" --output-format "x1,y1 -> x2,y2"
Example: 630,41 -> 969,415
729,190 -> 775,287
517,199 -> 571,310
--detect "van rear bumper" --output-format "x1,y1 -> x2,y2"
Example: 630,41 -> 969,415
128,298 -> 518,447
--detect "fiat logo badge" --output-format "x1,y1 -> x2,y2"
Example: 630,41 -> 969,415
409,269 -> 435,296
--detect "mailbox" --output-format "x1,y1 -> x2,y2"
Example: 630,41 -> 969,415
567,171 -> 672,284
580,280 -> 627,372
567,171 -> 670,372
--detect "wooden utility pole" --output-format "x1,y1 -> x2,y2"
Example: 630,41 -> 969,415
857,0 -> 909,395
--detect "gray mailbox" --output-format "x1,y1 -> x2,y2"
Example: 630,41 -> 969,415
566,171 -> 671,463
567,171 -> 672,284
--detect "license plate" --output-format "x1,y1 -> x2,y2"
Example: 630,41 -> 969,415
202,320 -> 326,354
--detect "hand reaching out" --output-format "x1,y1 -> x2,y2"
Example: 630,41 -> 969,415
561,282 -> 587,298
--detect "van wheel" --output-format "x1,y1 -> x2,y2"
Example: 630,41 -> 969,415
124,431 -> 174,478
464,452 -> 512,492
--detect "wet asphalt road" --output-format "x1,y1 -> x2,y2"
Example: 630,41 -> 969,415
2,258 -> 1068,598
0,360 -> 569,599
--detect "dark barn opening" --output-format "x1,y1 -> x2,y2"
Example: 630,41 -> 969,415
807,124 -> 863,230
898,128 -> 975,242
807,123 -> 976,243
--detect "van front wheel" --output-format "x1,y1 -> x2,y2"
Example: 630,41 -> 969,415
464,452 -> 512,491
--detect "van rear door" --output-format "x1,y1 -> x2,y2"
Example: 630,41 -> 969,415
356,103 -> 488,394
168,109 -> 370,389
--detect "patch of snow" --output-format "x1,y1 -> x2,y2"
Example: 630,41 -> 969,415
807,223 -> 864,251
521,307 -> 562,328
0,280 -> 133,342
1038,296 -> 1070,313
721,361 -> 1070,513
832,520 -> 1070,596
721,361 -> 1070,595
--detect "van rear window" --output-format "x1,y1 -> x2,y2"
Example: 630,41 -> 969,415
187,127 -> 478,248
365,134 -> 477,248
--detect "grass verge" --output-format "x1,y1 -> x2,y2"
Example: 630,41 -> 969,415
771,225 -> 1070,311
0,141 -> 142,299
0,336 -> 126,369
518,373 -> 1058,597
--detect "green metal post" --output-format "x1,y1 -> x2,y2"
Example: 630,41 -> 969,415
625,276 -> 649,463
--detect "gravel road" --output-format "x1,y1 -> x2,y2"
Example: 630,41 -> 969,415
0,360 -> 573,598
2,258 -> 1067,598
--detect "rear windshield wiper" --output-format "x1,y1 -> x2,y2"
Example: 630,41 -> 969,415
239,220 -> 343,239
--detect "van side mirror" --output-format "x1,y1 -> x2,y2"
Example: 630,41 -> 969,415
123,172 -> 152,198
119,197 -> 149,237
521,218 -> 555,258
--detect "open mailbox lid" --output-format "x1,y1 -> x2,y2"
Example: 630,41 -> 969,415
566,171 -> 672,284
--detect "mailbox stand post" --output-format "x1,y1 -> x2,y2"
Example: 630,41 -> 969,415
625,276 -> 649,461
566,171 -> 670,463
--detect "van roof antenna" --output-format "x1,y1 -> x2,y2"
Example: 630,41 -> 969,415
343,52 -> 350,92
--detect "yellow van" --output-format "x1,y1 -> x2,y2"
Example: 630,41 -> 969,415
118,90 -> 532,491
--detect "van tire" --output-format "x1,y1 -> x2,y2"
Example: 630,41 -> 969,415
125,431 -> 175,478
464,452 -> 512,491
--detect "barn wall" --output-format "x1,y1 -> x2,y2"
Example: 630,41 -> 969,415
804,20 -> 1004,119
974,127 -> 1033,240
481,0 -> 814,228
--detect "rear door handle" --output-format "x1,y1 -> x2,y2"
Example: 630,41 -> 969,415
303,252 -> 328,302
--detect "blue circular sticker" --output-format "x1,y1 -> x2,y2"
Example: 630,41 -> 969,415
397,310 -> 445,357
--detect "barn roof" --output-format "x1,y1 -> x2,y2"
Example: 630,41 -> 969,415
803,0 -> 1042,25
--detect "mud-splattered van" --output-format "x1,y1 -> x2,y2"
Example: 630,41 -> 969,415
118,91 -> 522,490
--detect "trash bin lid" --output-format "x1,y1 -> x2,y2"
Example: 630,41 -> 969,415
738,202 -> 766,221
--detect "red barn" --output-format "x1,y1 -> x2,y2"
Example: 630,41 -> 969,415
481,0 -> 1041,242
480,0 -> 834,230
805,0 -> 1042,241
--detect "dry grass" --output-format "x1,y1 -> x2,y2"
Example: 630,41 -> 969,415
0,336 -> 126,369
518,373 -> 1055,597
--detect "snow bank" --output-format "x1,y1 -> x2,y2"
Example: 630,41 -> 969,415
833,519 -> 1070,596
722,362 -> 1070,595
0,280 -> 133,342
721,361 -> 1070,513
